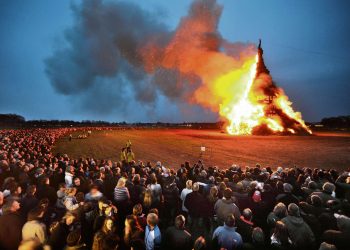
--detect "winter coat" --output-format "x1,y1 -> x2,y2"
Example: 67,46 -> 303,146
162,226 -> 192,250
22,219 -> 47,243
0,212 -> 24,250
184,191 -> 207,218
212,225 -> 243,250
214,198 -> 241,225
281,215 -> 315,248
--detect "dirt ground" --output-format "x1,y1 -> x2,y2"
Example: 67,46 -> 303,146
53,129 -> 350,170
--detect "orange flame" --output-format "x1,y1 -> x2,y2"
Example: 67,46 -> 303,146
141,0 -> 311,135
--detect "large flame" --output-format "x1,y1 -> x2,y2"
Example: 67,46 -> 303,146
218,53 -> 312,135
141,0 -> 311,135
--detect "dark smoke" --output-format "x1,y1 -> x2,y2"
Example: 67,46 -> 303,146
44,0 -> 243,121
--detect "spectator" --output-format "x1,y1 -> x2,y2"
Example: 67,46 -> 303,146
180,180 -> 193,214
22,206 -> 47,243
0,199 -> 24,250
322,213 -> 350,249
237,208 -> 254,243
162,215 -> 192,250
48,211 -> 76,250
145,213 -> 161,250
281,203 -> 315,248
214,188 -> 241,225
212,214 -> 243,250
270,221 -> 292,249
311,182 -> 338,205
124,215 -> 144,250
66,230 -> 87,250
92,217 -> 117,250
276,183 -> 299,207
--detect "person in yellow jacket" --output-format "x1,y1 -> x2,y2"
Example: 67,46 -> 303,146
126,140 -> 132,148
120,148 -> 127,162
126,147 -> 135,163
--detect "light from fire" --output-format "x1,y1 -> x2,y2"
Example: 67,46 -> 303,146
217,43 -> 312,135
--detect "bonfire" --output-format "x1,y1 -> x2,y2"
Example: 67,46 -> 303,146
220,40 -> 312,135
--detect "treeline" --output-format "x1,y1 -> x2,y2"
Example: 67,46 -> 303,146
320,115 -> 350,129
0,113 -> 224,129
1,113 -> 349,130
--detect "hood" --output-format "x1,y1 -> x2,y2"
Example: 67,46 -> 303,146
286,215 -> 304,226
337,215 -> 350,233
222,198 -> 234,204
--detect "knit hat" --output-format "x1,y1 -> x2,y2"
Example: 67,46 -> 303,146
322,182 -> 335,194
252,190 -> 262,203
283,183 -> 293,193
288,203 -> 300,217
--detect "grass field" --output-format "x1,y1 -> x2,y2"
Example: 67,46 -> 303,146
53,129 -> 350,170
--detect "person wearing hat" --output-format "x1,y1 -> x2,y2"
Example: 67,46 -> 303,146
281,203 -> 315,248
310,182 -> 339,205
276,183 -> 299,207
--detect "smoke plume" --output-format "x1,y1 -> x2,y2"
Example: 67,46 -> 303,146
45,0 -> 255,121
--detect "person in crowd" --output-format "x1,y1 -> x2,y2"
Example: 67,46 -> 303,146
276,183 -> 299,207
193,236 -> 207,250
124,215 -> 144,250
184,182 -> 207,233
214,188 -> 241,225
212,214 -> 243,250
22,206 -> 47,243
281,203 -> 315,248
147,174 -> 162,208
145,213 -> 161,250
20,184 -> 39,217
0,199 -> 24,250
65,166 -> 75,188
322,213 -> 350,250
65,230 -> 87,250
180,180 -> 193,215
48,211 -> 77,250
92,217 -> 118,250
85,184 -> 103,202
162,215 -> 192,250
133,203 -> 147,228
267,202 -> 288,229
64,187 -> 81,211
237,208 -> 254,243
270,221 -> 292,249
311,182 -> 339,205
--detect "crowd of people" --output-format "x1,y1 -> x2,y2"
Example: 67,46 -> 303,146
0,128 -> 349,250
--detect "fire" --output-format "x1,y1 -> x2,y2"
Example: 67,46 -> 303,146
217,47 -> 312,135
140,0 -> 311,135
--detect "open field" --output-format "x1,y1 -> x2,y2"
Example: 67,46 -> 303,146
53,129 -> 350,170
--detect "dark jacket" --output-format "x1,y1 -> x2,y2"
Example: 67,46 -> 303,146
184,191 -> 207,218
0,212 -> 24,250
281,215 -> 315,248
48,222 -> 70,250
237,216 -> 254,243
276,193 -> 299,207
162,226 -> 192,250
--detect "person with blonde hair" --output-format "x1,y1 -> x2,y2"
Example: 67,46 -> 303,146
63,187 -> 80,211
114,178 -> 130,202
145,213 -> 161,250
180,180 -> 193,214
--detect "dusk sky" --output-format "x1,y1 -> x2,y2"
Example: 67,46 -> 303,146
1,0 -> 349,122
